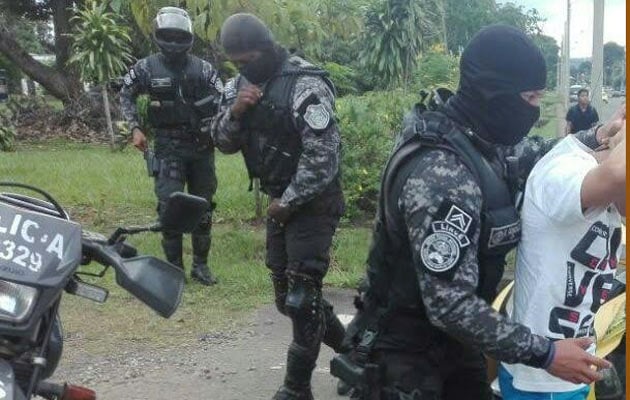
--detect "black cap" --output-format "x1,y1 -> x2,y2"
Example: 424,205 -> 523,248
220,13 -> 275,54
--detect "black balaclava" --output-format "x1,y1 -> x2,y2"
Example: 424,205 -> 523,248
220,13 -> 286,84
445,25 -> 547,146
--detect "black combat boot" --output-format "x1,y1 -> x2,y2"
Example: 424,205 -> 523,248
191,234 -> 217,285
162,233 -> 184,270
272,343 -> 316,400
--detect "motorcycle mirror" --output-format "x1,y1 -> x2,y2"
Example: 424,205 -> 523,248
160,192 -> 209,234
115,255 -> 184,318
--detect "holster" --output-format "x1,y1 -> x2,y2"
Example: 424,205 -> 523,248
330,353 -> 382,400
144,149 -> 161,177
331,297 -> 385,400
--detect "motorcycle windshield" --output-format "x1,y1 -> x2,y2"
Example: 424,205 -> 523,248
0,202 -> 81,287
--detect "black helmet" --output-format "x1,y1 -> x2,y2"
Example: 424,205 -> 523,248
152,7 -> 193,61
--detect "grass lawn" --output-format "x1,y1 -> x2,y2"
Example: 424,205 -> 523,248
0,143 -> 370,352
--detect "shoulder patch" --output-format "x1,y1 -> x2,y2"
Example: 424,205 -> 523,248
223,78 -> 238,100
123,68 -> 138,87
420,201 -> 476,279
303,103 -> 331,131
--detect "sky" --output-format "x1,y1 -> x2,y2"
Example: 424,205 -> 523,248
504,0 -> 626,58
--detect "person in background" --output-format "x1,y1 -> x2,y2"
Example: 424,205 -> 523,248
566,88 -> 600,135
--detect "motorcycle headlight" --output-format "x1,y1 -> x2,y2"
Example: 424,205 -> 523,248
0,280 -> 38,323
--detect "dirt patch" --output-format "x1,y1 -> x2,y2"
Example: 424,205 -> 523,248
55,288 -> 356,400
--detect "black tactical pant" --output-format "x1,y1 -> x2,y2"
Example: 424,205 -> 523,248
154,141 -> 217,269
266,193 -> 346,391
365,343 -> 492,400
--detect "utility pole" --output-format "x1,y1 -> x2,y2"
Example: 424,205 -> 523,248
562,0 -> 571,112
590,0 -> 605,112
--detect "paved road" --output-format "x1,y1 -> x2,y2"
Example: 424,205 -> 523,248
598,96 -> 625,121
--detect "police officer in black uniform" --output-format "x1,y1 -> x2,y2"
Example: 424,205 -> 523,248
120,7 -> 223,285
335,25 -> 611,400
212,13 -> 347,400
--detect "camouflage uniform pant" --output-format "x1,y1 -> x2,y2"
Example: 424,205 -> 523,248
154,146 -> 217,268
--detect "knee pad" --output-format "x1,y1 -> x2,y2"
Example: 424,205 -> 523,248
285,273 -> 321,320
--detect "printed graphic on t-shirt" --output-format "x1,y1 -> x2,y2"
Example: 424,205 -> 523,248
547,222 -> 620,339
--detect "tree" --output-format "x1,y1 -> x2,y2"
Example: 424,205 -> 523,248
69,1 -> 132,149
444,0 -> 496,53
531,34 -> 559,89
494,2 -> 543,36
0,0 -> 84,104
603,41 -> 625,86
360,0 -> 434,88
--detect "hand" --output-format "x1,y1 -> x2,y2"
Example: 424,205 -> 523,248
231,84 -> 262,119
132,128 -> 147,152
267,198 -> 293,225
597,103 -> 626,145
546,338 -> 612,385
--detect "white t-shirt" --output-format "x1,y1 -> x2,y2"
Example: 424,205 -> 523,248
503,135 -> 622,392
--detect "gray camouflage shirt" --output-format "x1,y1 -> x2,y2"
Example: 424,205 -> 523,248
212,57 -> 341,207
394,125 -> 603,367
120,54 -> 223,131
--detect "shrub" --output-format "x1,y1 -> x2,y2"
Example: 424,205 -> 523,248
324,62 -> 360,97
338,90 -> 417,220
0,125 -> 16,152
413,46 -> 460,91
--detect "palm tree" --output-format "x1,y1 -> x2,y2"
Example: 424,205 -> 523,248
70,1 -> 133,150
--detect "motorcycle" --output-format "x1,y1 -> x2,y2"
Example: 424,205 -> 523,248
489,263 -> 626,400
0,182 -> 209,400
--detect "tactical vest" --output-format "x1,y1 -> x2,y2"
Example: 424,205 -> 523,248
365,110 -> 521,330
238,57 -> 336,197
146,54 -> 210,130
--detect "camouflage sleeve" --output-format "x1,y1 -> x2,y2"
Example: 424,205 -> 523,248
201,60 -> 224,97
210,77 -> 245,154
279,75 -> 341,207
511,136 -> 559,182
573,126 -> 600,149
119,59 -> 150,131
401,149 -> 552,367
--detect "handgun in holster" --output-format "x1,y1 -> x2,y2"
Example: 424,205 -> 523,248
143,149 -> 161,177
330,329 -> 383,400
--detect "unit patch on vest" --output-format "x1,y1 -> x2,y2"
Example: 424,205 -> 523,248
123,68 -> 138,87
223,78 -> 238,101
420,202 -> 475,278
303,103 -> 331,131
151,77 -> 172,88
488,221 -> 521,249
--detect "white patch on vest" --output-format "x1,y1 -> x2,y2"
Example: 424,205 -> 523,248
224,79 -> 237,100
445,205 -> 472,233
421,231 -> 461,273
303,103 -> 330,130
129,68 -> 137,80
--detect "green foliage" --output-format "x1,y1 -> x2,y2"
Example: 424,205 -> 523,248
444,0 -> 544,53
0,125 -> 16,152
532,34 -> 559,89
337,90 -> 416,219
324,62 -> 360,96
413,45 -> 459,90
1,144 -> 370,345
360,0 -> 431,88
69,2 -> 133,84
